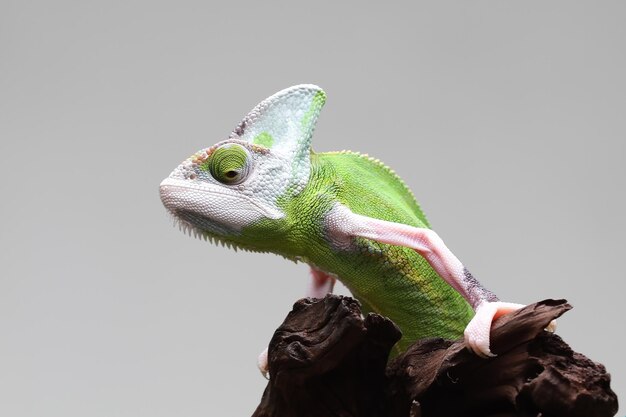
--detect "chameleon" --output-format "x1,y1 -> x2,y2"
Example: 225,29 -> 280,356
159,84 -> 551,374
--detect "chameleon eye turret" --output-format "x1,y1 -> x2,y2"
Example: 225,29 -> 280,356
203,143 -> 253,185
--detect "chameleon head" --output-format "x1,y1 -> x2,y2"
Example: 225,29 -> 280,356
159,140 -> 287,240
159,84 -> 326,248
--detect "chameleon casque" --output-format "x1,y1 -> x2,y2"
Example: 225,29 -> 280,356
159,85 -> 547,374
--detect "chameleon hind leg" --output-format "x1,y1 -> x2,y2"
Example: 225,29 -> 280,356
307,267 -> 337,299
257,268 -> 336,377
326,203 -> 555,358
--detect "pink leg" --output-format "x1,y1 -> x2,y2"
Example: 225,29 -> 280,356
326,203 -> 537,358
306,268 -> 336,299
328,204 -> 495,308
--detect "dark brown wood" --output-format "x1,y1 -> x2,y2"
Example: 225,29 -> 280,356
252,296 -> 618,417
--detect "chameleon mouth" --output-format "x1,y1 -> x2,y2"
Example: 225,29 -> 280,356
159,177 -> 283,226
159,177 -> 283,253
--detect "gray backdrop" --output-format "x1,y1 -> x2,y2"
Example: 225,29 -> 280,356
1,1 -> 624,415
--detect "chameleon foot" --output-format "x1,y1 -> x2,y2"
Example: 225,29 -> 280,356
464,301 -> 525,358
257,347 -> 269,379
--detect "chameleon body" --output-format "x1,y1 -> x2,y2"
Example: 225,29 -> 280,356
160,85 -> 531,362
253,150 -> 474,354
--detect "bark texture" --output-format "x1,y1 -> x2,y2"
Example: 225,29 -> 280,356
252,295 -> 618,417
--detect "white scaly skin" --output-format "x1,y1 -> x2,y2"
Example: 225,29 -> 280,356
160,140 -> 288,235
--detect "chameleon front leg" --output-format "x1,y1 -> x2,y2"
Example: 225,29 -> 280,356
257,268 -> 336,377
326,203 -> 553,358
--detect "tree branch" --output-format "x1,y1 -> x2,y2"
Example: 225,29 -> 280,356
253,295 -> 618,417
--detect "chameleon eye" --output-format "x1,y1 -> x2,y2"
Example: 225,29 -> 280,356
205,144 -> 252,185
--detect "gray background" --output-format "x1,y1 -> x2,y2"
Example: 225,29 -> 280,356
1,1 -> 624,415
